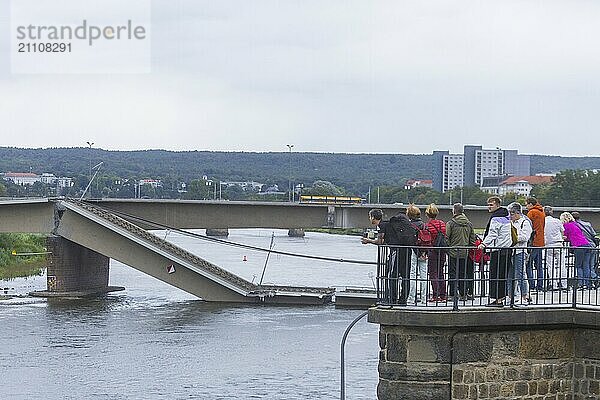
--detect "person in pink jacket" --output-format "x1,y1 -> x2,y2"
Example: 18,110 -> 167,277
560,212 -> 593,288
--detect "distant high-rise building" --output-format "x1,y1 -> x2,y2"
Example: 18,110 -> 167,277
433,150 -> 464,193
503,149 -> 531,177
433,145 -> 530,193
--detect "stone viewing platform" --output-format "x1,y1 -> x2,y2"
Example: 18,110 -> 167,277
367,242 -> 600,399
369,307 -> 600,400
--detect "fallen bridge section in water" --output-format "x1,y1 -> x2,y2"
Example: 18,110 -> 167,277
44,200 -> 335,305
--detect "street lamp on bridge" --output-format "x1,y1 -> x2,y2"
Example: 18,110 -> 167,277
86,141 -> 94,198
286,144 -> 294,202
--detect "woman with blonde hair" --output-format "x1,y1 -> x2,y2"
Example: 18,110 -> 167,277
561,212 -> 593,288
425,203 -> 447,301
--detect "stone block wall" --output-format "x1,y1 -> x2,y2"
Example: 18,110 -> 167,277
371,309 -> 600,400
46,235 -> 109,292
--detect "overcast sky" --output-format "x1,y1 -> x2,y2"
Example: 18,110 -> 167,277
1,0 -> 600,156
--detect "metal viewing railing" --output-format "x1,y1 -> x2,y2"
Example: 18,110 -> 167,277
376,243 -> 600,310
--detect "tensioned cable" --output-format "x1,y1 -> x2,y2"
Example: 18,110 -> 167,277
81,201 -> 377,265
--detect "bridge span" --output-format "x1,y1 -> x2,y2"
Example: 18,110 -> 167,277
1,198 -> 336,304
3,197 -> 600,232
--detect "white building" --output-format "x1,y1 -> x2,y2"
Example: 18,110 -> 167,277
3,172 -> 40,185
138,179 -> 162,188
474,149 -> 504,186
56,177 -> 74,189
498,175 -> 554,197
404,179 -> 434,190
220,181 -> 264,191
434,146 -> 531,193
442,154 -> 464,192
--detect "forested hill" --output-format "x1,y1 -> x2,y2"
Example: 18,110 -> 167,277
0,147 -> 430,192
0,147 -> 599,193
529,155 -> 600,174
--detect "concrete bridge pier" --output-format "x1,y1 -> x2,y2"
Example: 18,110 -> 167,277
31,236 -> 123,297
206,228 -> 229,237
287,228 -> 305,237
369,308 -> 600,400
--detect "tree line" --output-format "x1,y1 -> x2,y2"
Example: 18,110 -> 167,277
2,147 -> 600,205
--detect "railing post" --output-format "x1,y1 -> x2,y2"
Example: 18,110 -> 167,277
453,253 -> 459,311
571,246 -> 577,309
340,310 -> 369,400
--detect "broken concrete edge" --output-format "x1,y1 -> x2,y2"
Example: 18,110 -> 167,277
29,285 -> 125,298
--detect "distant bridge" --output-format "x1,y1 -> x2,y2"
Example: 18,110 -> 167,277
4,198 -> 600,233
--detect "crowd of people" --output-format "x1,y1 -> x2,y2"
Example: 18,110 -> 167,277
361,197 -> 599,307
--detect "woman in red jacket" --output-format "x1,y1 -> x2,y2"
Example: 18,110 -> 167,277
425,204 -> 447,301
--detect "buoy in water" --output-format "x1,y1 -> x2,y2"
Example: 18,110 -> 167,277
243,255 -> 247,262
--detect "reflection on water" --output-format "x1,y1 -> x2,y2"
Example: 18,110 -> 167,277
0,229 -> 379,400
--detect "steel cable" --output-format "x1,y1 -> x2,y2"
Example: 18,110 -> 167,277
79,200 -> 377,266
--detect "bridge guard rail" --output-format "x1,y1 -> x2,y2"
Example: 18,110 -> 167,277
376,243 -> 600,309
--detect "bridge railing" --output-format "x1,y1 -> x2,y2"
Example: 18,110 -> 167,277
376,243 -> 600,309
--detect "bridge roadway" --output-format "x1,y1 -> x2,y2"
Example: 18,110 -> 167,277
79,198 -> 600,231
3,197 -> 600,232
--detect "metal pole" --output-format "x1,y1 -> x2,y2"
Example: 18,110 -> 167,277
340,310 -> 369,400
259,232 -> 275,285
86,141 -> 94,198
286,144 -> 294,202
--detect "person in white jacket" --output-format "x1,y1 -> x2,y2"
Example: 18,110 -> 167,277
478,197 -> 513,307
544,206 -> 566,289
506,202 -> 533,305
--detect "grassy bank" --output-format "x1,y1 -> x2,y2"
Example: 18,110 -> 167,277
0,233 -> 47,280
305,228 -> 364,236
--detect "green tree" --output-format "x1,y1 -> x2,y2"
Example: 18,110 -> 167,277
531,170 -> 600,207
183,179 -> 213,200
303,180 -> 345,196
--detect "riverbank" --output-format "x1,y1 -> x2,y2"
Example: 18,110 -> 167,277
305,227 -> 363,236
0,259 -> 46,280
0,233 -> 48,280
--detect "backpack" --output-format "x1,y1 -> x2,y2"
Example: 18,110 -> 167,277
510,223 -> 518,246
388,214 -> 418,246
431,223 -> 448,248
519,217 -> 535,251
412,221 -> 433,247
576,221 -> 598,247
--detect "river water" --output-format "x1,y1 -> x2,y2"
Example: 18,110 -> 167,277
0,229 -> 379,400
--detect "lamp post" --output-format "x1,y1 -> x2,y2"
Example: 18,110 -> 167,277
286,144 -> 294,202
86,141 -> 94,198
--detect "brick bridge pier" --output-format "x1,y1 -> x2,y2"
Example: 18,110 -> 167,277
32,236 -> 123,297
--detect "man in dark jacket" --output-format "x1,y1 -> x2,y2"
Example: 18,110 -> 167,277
446,203 -> 477,299
362,209 -> 415,305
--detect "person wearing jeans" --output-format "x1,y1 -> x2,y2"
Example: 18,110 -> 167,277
561,212 -> 594,288
525,197 -> 546,291
506,202 -> 532,305
544,206 -> 567,289
407,205 -> 428,304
